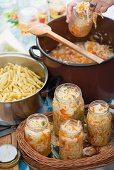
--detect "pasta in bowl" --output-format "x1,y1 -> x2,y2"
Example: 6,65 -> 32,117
0,63 -> 44,102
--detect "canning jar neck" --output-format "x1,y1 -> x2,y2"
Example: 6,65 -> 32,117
26,114 -> 49,131
88,100 -> 109,115
73,6 -> 93,19
60,119 -> 83,135
54,83 -> 82,102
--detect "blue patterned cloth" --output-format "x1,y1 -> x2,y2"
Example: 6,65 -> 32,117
19,160 -> 32,170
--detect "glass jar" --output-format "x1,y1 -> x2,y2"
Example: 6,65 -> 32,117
25,114 -> 51,156
68,1 -> 93,37
49,0 -> 66,19
59,119 -> 84,159
0,0 -> 18,32
52,83 -> 84,136
18,6 -> 38,35
86,100 -> 112,146
29,0 -> 49,23
18,0 -> 29,8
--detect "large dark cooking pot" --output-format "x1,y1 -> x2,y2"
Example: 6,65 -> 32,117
29,16 -> 114,104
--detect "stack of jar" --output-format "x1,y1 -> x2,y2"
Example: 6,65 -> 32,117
53,83 -> 84,136
53,83 -> 84,159
24,83 -> 112,160
52,83 -> 112,159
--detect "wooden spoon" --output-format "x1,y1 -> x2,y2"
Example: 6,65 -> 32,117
27,23 -> 104,64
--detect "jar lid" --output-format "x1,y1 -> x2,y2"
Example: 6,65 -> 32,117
0,144 -> 20,169
0,151 -> 20,169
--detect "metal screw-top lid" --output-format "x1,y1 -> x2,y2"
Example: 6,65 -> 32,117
0,144 -> 21,169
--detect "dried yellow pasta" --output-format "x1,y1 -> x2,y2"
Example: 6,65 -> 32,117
0,63 -> 44,102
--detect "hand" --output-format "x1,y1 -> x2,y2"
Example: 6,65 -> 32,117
89,0 -> 114,13
66,0 -> 78,23
66,0 -> 114,23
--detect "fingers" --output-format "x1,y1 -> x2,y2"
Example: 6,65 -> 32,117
66,1 -> 77,23
89,0 -> 113,13
66,4 -> 73,23
99,0 -> 114,13
100,6 -> 108,13
94,2 -> 102,13
66,0 -> 113,23
89,0 -> 97,11
89,0 -> 101,12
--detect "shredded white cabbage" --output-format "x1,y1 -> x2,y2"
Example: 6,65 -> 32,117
49,41 -> 114,64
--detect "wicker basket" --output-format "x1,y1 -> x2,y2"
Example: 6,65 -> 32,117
17,105 -> 114,170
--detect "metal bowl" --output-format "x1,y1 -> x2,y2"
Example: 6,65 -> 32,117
0,53 -> 48,125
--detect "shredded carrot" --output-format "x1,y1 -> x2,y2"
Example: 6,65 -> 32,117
93,13 -> 97,28
60,108 -> 66,114
87,42 -> 94,52
60,109 -> 71,118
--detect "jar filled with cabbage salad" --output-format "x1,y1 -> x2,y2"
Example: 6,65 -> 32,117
18,7 -> 38,35
28,0 -> 50,23
52,83 -> 84,136
86,100 -> 112,146
0,0 -> 18,32
25,114 -> 51,156
59,119 -> 84,159
49,0 -> 66,19
68,1 -> 94,37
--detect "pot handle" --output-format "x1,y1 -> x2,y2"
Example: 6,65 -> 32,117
41,76 -> 63,97
29,46 -> 42,60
